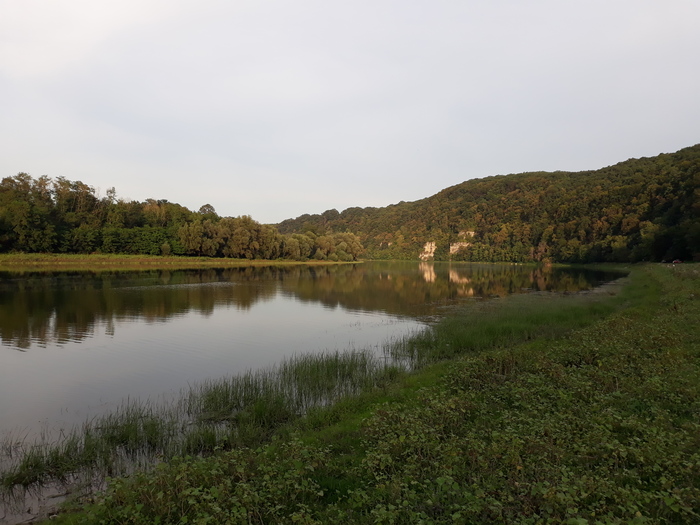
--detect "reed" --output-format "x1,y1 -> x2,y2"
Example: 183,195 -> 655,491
0,350 -> 400,494
387,287 -> 621,368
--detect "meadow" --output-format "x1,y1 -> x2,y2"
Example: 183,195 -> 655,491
0,253 -> 350,273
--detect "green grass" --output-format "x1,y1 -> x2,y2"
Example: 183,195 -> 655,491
0,253 -> 356,273
12,263 -> 700,523
388,280 -> 624,368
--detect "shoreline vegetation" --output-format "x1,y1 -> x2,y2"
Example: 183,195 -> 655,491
2,263 -> 696,523
0,253 -> 358,273
1,173 -> 365,264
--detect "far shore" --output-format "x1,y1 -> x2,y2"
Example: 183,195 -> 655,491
0,253 -> 361,273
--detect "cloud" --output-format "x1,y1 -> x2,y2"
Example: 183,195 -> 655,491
0,0 -> 180,79
2,1 -> 699,223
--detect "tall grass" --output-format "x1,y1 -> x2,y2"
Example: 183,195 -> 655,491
388,284 -> 622,368
0,350 -> 402,496
187,351 -> 390,424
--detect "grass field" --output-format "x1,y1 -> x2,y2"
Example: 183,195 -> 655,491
0,253 -> 353,273
5,263 -> 698,524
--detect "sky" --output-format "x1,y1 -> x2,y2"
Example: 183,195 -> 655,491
2,1 -> 699,224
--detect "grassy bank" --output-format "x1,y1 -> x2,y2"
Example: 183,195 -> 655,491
9,264 -> 700,523
0,253 -> 353,273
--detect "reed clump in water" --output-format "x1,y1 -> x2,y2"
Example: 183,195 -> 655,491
0,350 -> 402,495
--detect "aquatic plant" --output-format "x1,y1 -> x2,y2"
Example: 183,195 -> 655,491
0,350 -> 401,495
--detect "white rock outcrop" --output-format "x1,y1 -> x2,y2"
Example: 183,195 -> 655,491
449,242 -> 471,254
419,242 -> 436,261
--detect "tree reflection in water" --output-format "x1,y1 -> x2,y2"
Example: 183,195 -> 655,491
0,263 -> 621,351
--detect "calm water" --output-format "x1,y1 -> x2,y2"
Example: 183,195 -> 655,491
0,262 -> 620,438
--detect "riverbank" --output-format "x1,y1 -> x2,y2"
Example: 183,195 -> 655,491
15,263 -> 700,523
0,253 -> 355,273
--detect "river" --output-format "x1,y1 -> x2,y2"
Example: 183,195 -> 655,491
0,261 -> 620,439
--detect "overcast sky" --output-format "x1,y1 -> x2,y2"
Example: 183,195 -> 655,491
2,1 -> 699,223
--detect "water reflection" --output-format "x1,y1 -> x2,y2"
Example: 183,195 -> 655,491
0,263 -> 620,352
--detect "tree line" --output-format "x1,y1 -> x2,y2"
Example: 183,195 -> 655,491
278,144 -> 700,263
0,173 -> 363,261
3,144 -> 697,264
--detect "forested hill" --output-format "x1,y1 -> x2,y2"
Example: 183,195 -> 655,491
278,144 -> 700,263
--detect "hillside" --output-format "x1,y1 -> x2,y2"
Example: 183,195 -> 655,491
278,145 -> 700,263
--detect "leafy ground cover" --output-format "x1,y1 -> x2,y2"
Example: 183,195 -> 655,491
33,264 -> 700,523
